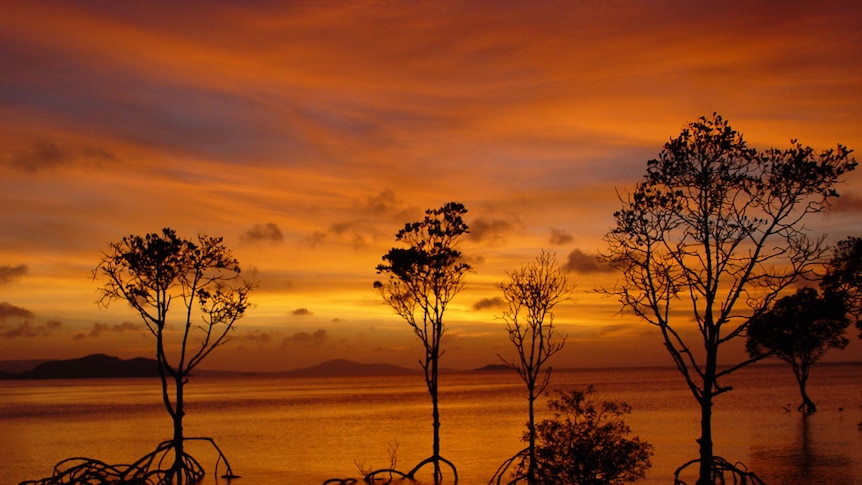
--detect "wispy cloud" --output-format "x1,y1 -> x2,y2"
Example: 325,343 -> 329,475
0,302 -> 33,320
282,328 -> 327,347
472,297 -> 505,311
241,223 -> 284,243
84,321 -> 140,338
0,319 -> 62,338
469,218 -> 519,246
5,140 -> 116,173
564,248 -> 614,274
0,264 -> 27,285
548,228 -> 573,246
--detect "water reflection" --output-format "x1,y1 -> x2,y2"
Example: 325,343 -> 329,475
750,413 -> 855,485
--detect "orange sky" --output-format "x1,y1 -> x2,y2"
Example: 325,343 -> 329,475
1,1 -> 861,372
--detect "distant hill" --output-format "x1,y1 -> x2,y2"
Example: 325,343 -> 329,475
474,363 -> 512,372
283,358 -> 418,378
0,354 -> 160,380
0,358 -> 49,374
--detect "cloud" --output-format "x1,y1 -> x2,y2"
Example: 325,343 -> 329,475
86,321 -> 140,338
469,218 -> 519,246
282,328 -> 328,347
310,221 -> 371,250
0,319 -> 62,338
292,308 -> 313,316
0,264 -> 27,285
548,227 -> 573,245
564,248 -> 614,274
362,188 -> 403,217
831,193 -> 862,213
6,140 -> 116,173
0,302 -> 34,320
238,329 -> 273,343
241,222 -> 284,243
473,297 -> 505,311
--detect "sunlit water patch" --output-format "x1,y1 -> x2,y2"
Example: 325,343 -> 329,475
1,364 -> 860,484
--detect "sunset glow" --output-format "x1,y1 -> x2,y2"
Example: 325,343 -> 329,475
2,1 -> 861,371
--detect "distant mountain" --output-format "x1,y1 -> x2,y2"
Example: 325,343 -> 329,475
474,363 -> 512,372
0,358 -> 49,373
0,354 -> 160,380
283,358 -> 418,378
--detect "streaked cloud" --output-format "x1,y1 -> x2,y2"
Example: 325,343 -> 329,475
472,297 -> 505,311
548,228 -> 573,246
5,140 -> 117,174
84,321 -> 141,338
0,302 -> 34,320
469,218 -> 520,246
0,319 -> 62,339
282,328 -> 328,347
241,223 -> 284,244
564,249 -> 615,274
0,0 -> 859,368
0,264 -> 27,285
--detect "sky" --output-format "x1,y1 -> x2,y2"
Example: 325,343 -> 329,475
1,1 -> 861,372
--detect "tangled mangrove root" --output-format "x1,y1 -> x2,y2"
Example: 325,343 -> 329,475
360,455 -> 458,484
19,437 -> 238,485
487,448 -> 529,485
673,456 -> 765,485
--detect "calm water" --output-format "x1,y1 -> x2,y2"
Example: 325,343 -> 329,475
2,363 -> 860,485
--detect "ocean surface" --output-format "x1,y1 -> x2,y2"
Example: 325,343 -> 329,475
2,363 -> 860,485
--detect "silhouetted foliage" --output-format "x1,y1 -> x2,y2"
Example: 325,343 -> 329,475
821,236 -> 862,338
90,228 -> 252,484
491,387 -> 652,485
498,249 -> 573,483
374,202 -> 470,484
601,113 -> 856,484
746,287 -> 850,413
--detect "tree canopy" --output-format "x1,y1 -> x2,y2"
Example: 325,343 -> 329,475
374,202 -> 470,484
602,113 -> 856,484
746,287 -> 850,413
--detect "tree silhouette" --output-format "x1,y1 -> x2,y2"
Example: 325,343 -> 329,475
821,236 -> 862,337
374,202 -> 470,484
531,387 -> 653,485
746,287 -> 850,413
94,228 -> 253,483
498,249 -> 573,483
601,113 -> 856,484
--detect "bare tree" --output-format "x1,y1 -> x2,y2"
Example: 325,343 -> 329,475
94,228 -> 253,484
498,249 -> 573,484
373,202 -> 471,484
746,287 -> 850,413
601,114 -> 856,484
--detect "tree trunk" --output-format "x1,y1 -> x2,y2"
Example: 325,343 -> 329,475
430,347 -> 442,484
172,374 -> 186,484
696,392 -> 714,485
796,373 -> 816,414
527,384 -> 537,484
696,347 -> 717,485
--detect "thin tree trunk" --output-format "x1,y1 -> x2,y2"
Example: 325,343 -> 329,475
527,384 -> 537,484
696,347 -> 717,485
431,343 -> 441,484
796,373 -> 816,414
173,374 -> 185,484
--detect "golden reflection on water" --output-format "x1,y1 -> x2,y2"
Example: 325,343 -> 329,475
2,364 -> 860,484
